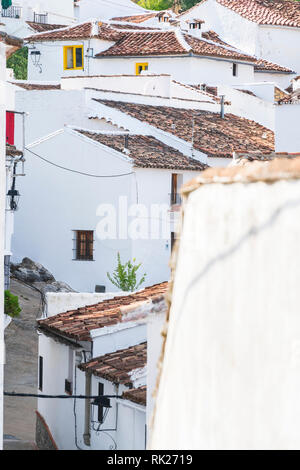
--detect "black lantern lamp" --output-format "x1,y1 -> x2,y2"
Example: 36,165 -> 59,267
91,396 -> 113,432
7,188 -> 20,211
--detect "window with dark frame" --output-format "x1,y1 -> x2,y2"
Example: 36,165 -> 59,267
98,382 -> 104,423
39,356 -> 43,391
233,63 -> 238,77
74,230 -> 94,260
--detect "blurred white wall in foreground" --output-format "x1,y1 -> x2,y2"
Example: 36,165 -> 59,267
150,161 -> 300,450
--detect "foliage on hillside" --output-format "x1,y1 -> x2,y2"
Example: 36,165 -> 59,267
137,0 -> 199,11
7,47 -> 28,80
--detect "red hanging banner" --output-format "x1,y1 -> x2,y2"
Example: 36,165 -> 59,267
6,111 -> 15,145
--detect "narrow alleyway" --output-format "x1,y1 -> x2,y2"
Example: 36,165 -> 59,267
3,279 -> 42,450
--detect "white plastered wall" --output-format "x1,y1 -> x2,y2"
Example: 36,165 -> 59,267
151,177 -> 300,449
0,43 -> 5,451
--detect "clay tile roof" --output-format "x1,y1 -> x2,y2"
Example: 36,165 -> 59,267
201,29 -> 229,46
277,88 -> 300,104
181,156 -> 300,193
183,33 -> 254,61
6,144 -> 23,157
123,385 -> 147,406
96,29 -> 256,62
216,0 -> 300,28
37,282 -> 168,342
75,130 -> 209,171
0,31 -> 23,58
79,342 -> 147,386
254,58 -> 293,73
94,99 -> 274,159
234,151 -> 300,163
26,22 -> 66,33
25,21 -> 122,42
96,30 -> 188,57
12,82 -> 61,90
111,13 -> 157,23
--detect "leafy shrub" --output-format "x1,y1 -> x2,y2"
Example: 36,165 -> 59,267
107,253 -> 146,292
137,0 -> 199,11
4,290 -> 21,318
7,47 -> 28,80
138,0 -> 173,10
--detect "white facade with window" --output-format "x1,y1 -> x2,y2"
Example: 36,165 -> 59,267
26,34 -> 257,86
179,0 -> 300,77
12,127 -> 199,292
36,290 -> 150,450
0,42 -> 6,451
0,0 -> 75,38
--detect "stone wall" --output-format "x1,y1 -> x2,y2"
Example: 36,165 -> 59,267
35,411 -> 58,450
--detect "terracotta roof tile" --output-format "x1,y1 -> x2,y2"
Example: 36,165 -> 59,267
96,29 -> 256,62
96,30 -> 188,57
217,0 -> 300,28
0,31 -> 22,58
254,58 -> 293,73
123,385 -> 146,405
111,13 -> 157,23
75,130 -> 209,171
26,22 -> 66,33
12,82 -> 61,90
94,99 -> 274,159
182,156 -> 300,192
38,283 -> 168,341
234,151 -> 300,163
79,342 -> 147,386
25,21 -> 123,42
277,89 -> 300,104
6,144 -> 23,157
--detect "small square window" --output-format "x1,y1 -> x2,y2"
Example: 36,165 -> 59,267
136,62 -> 148,75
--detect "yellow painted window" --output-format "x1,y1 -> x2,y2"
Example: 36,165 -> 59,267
63,45 -> 84,70
135,62 -> 148,75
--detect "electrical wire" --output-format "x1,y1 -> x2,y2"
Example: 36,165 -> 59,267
4,391 -> 123,399
25,147 -> 134,178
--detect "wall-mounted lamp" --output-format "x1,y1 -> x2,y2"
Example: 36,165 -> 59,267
7,189 -> 20,211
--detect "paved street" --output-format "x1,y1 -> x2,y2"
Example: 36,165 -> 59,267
3,279 -> 41,450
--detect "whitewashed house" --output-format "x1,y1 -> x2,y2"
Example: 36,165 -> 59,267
0,33 -> 25,290
275,88 -> 300,154
13,126 -> 207,292
75,0 -> 147,22
36,282 -> 167,450
0,41 -> 6,452
178,0 -> 300,77
0,0 -> 75,38
24,20 -> 293,87
150,157 -> 300,450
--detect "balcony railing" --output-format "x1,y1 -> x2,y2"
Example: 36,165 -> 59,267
170,192 -> 182,207
1,5 -> 22,18
33,12 -> 48,24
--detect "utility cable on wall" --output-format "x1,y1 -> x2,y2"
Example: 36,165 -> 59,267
4,392 -> 123,399
25,147 -> 134,178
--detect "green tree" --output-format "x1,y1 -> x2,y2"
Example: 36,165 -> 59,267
7,47 -> 28,80
4,290 -> 21,318
138,0 -> 173,10
180,0 -> 199,10
107,253 -> 146,292
137,0 -> 200,11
